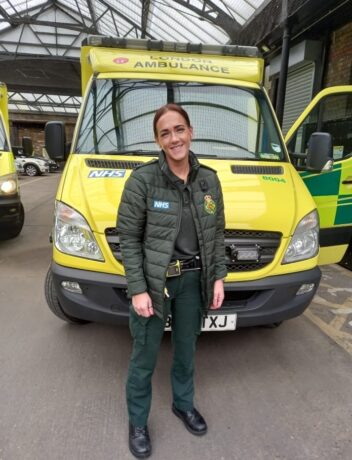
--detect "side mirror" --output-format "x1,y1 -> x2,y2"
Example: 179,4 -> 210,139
306,132 -> 333,173
45,121 -> 66,160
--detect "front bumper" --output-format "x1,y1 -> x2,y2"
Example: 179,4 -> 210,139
0,195 -> 22,227
52,262 -> 130,325
222,266 -> 321,326
50,262 -> 321,327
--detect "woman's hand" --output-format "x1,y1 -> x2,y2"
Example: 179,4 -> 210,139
132,292 -> 154,317
210,279 -> 224,310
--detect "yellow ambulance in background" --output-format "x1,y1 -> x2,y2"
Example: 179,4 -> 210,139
0,82 -> 24,240
44,36 -> 337,330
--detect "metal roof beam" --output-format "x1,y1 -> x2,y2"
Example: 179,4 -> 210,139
30,0 -> 56,21
86,0 -> 99,33
98,0 -> 155,38
218,0 -> 248,23
172,0 -> 241,42
72,0 -> 89,28
0,6 -> 15,25
14,24 -> 25,57
11,0 -> 53,20
0,1 -> 94,35
6,17 -> 93,33
8,82 -> 80,96
9,99 -> 80,108
27,24 -> 54,56
0,45 -> 79,53
30,1 -> 90,31
141,0 -> 151,38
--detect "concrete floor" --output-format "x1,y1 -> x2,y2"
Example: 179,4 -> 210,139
0,173 -> 351,460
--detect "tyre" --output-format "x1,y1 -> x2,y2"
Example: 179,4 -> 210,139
0,203 -> 25,240
44,268 -> 89,324
24,164 -> 40,176
339,243 -> 352,271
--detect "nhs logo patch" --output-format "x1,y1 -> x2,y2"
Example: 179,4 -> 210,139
153,200 -> 170,210
88,169 -> 126,178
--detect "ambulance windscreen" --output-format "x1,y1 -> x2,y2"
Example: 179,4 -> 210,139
75,79 -> 285,161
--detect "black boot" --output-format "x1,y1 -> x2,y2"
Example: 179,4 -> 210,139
129,423 -> 151,458
172,404 -> 207,436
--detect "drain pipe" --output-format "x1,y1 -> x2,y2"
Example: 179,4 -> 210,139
275,20 -> 291,128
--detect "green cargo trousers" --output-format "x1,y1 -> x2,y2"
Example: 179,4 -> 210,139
126,270 -> 203,426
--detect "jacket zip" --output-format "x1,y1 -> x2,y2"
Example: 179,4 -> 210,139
161,181 -> 183,300
159,153 -> 200,303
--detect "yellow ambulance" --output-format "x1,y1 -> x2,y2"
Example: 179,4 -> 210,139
0,82 -> 24,240
285,85 -> 352,267
44,36 -> 340,329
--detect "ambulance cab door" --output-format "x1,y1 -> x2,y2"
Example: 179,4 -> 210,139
285,86 -> 352,265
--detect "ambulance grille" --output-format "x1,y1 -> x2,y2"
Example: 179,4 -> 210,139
86,159 -> 143,169
105,227 -> 122,262
224,229 -> 281,272
105,228 -> 282,272
231,165 -> 284,175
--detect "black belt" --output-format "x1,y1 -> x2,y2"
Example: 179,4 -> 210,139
166,257 -> 202,277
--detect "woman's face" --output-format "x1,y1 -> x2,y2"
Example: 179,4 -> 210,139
155,110 -> 193,166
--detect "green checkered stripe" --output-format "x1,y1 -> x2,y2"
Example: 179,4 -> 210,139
300,162 -> 352,226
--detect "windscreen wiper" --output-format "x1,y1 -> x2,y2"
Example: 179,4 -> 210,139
101,149 -> 159,156
194,153 -> 219,158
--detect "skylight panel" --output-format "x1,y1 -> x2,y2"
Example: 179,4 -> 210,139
4,0 -> 45,14
210,0 -> 269,25
59,0 -> 91,19
149,0 -> 229,43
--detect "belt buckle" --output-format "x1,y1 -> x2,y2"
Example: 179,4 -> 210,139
166,260 -> 181,277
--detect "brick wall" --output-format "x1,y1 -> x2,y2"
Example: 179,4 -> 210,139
15,124 -> 45,155
324,22 -> 352,87
10,114 -> 76,156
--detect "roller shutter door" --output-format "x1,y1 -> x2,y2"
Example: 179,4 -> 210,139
282,63 -> 315,135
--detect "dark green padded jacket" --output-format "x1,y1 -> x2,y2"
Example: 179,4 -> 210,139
117,151 -> 227,319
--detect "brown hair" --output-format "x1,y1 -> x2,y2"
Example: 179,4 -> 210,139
153,103 -> 191,138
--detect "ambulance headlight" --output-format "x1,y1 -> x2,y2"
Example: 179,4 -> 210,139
53,201 -> 104,261
283,210 -> 319,263
0,173 -> 18,195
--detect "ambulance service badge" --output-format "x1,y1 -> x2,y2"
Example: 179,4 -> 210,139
204,194 -> 216,214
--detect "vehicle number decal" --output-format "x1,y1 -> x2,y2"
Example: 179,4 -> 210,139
262,175 -> 286,184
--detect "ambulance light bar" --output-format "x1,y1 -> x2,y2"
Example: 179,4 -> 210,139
83,35 -> 260,58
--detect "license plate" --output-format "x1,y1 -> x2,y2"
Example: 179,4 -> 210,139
164,313 -> 237,332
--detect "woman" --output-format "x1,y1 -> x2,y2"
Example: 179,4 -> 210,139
117,103 -> 227,458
